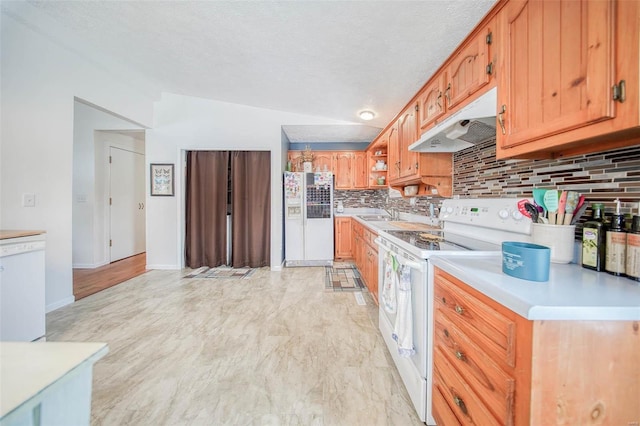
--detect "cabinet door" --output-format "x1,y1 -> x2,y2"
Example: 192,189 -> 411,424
352,152 -> 367,189
387,124 -> 400,182
446,23 -> 492,110
498,0 -> 615,149
418,72 -> 446,131
334,217 -> 352,259
333,152 -> 352,189
288,151 -> 302,171
398,104 -> 419,179
313,152 -> 334,173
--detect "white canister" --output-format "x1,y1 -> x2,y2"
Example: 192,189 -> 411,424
531,223 -> 576,263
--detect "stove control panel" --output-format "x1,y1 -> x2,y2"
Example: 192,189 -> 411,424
440,198 -> 532,235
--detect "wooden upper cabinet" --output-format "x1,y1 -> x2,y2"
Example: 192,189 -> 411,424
446,21 -> 493,110
313,152 -> 334,173
497,0 -> 616,152
387,123 -> 400,182
352,152 -> 367,189
418,72 -> 446,131
333,152 -> 353,189
397,103 -> 419,179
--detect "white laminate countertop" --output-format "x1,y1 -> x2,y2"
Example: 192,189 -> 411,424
0,342 -> 108,419
430,255 -> 640,321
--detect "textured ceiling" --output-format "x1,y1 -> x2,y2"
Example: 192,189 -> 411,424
6,0 -> 497,142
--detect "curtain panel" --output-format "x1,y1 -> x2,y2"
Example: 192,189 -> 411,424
231,151 -> 271,268
185,151 -> 229,268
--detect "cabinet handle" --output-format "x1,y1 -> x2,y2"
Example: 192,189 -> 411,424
498,104 -> 507,135
455,305 -> 464,315
395,161 -> 401,172
453,395 -> 468,415
455,350 -> 466,361
436,91 -> 443,109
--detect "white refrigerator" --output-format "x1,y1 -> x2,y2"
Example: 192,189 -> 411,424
284,171 -> 334,266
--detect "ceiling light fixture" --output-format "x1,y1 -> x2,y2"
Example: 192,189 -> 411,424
359,110 -> 375,121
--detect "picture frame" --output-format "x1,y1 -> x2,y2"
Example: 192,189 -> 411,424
150,163 -> 175,196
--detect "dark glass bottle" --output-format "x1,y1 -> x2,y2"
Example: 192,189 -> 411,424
605,214 -> 626,276
626,215 -> 640,281
582,203 -> 607,271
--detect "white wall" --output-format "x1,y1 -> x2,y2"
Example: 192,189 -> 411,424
1,10 -> 157,311
73,101 -> 145,268
148,93 -> 354,270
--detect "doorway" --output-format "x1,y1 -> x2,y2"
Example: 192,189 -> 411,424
71,99 -> 148,299
184,150 -> 271,269
109,146 -> 145,262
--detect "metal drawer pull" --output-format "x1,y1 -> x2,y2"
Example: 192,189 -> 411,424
455,350 -> 465,361
455,305 -> 464,315
453,395 -> 468,415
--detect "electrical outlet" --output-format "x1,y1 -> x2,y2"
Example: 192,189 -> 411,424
410,197 -> 417,206
22,193 -> 35,207
360,197 -> 365,203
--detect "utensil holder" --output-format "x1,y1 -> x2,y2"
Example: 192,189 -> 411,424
531,223 -> 576,264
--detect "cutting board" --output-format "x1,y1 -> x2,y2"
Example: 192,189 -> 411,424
391,222 -> 440,231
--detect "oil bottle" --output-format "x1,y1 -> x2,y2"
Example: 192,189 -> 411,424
626,203 -> 640,282
582,203 -> 607,271
605,199 -> 626,276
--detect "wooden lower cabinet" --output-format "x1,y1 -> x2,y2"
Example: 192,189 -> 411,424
433,267 -> 640,425
351,220 -> 378,305
334,217 -> 352,260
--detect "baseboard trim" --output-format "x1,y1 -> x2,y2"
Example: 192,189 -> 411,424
72,261 -> 108,269
146,264 -> 179,270
46,296 -> 75,313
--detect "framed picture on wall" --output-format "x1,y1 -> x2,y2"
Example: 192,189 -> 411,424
150,163 -> 174,196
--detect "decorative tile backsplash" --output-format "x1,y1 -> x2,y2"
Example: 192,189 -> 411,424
337,139 -> 640,221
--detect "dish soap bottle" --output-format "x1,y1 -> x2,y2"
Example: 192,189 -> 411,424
626,202 -> 640,282
582,203 -> 607,271
605,199 -> 626,276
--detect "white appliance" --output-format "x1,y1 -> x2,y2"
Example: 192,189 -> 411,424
284,171 -> 334,267
0,233 -> 46,341
376,198 -> 532,424
409,87 -> 497,153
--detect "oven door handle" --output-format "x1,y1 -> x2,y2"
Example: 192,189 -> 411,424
374,237 -> 424,271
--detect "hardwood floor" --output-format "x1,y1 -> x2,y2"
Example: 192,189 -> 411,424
73,253 -> 147,300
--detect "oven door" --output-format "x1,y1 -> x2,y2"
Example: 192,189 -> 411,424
375,237 -> 428,422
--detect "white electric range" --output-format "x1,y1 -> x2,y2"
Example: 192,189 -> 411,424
375,198 -> 532,425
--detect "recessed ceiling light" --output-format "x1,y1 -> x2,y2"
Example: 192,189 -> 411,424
359,110 -> 375,121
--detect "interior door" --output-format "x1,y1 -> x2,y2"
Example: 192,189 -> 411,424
109,147 -> 145,262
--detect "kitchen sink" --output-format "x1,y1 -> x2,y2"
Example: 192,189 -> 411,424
357,215 -> 400,222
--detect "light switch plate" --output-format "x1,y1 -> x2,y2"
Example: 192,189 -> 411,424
22,193 -> 35,207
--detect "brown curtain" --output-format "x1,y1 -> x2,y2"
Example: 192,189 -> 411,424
185,151 -> 229,268
231,151 -> 271,267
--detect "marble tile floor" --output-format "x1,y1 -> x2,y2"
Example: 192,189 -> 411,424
46,267 -> 424,426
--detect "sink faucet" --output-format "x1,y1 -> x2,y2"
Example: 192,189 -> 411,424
384,207 -> 399,220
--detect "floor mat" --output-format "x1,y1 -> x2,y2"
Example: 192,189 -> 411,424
184,266 -> 256,279
325,264 -> 365,291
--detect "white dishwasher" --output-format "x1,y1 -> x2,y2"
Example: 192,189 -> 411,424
0,232 -> 46,341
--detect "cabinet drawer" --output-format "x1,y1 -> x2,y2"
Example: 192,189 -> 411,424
432,377 -> 463,426
434,346 -> 502,425
434,269 -> 516,367
363,228 -> 378,246
435,309 -> 515,424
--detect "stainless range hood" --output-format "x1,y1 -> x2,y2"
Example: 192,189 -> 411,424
409,86 -> 497,153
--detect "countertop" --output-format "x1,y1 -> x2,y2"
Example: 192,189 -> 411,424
335,208 -> 439,232
0,230 -> 46,240
430,254 -> 640,321
0,342 -> 108,418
